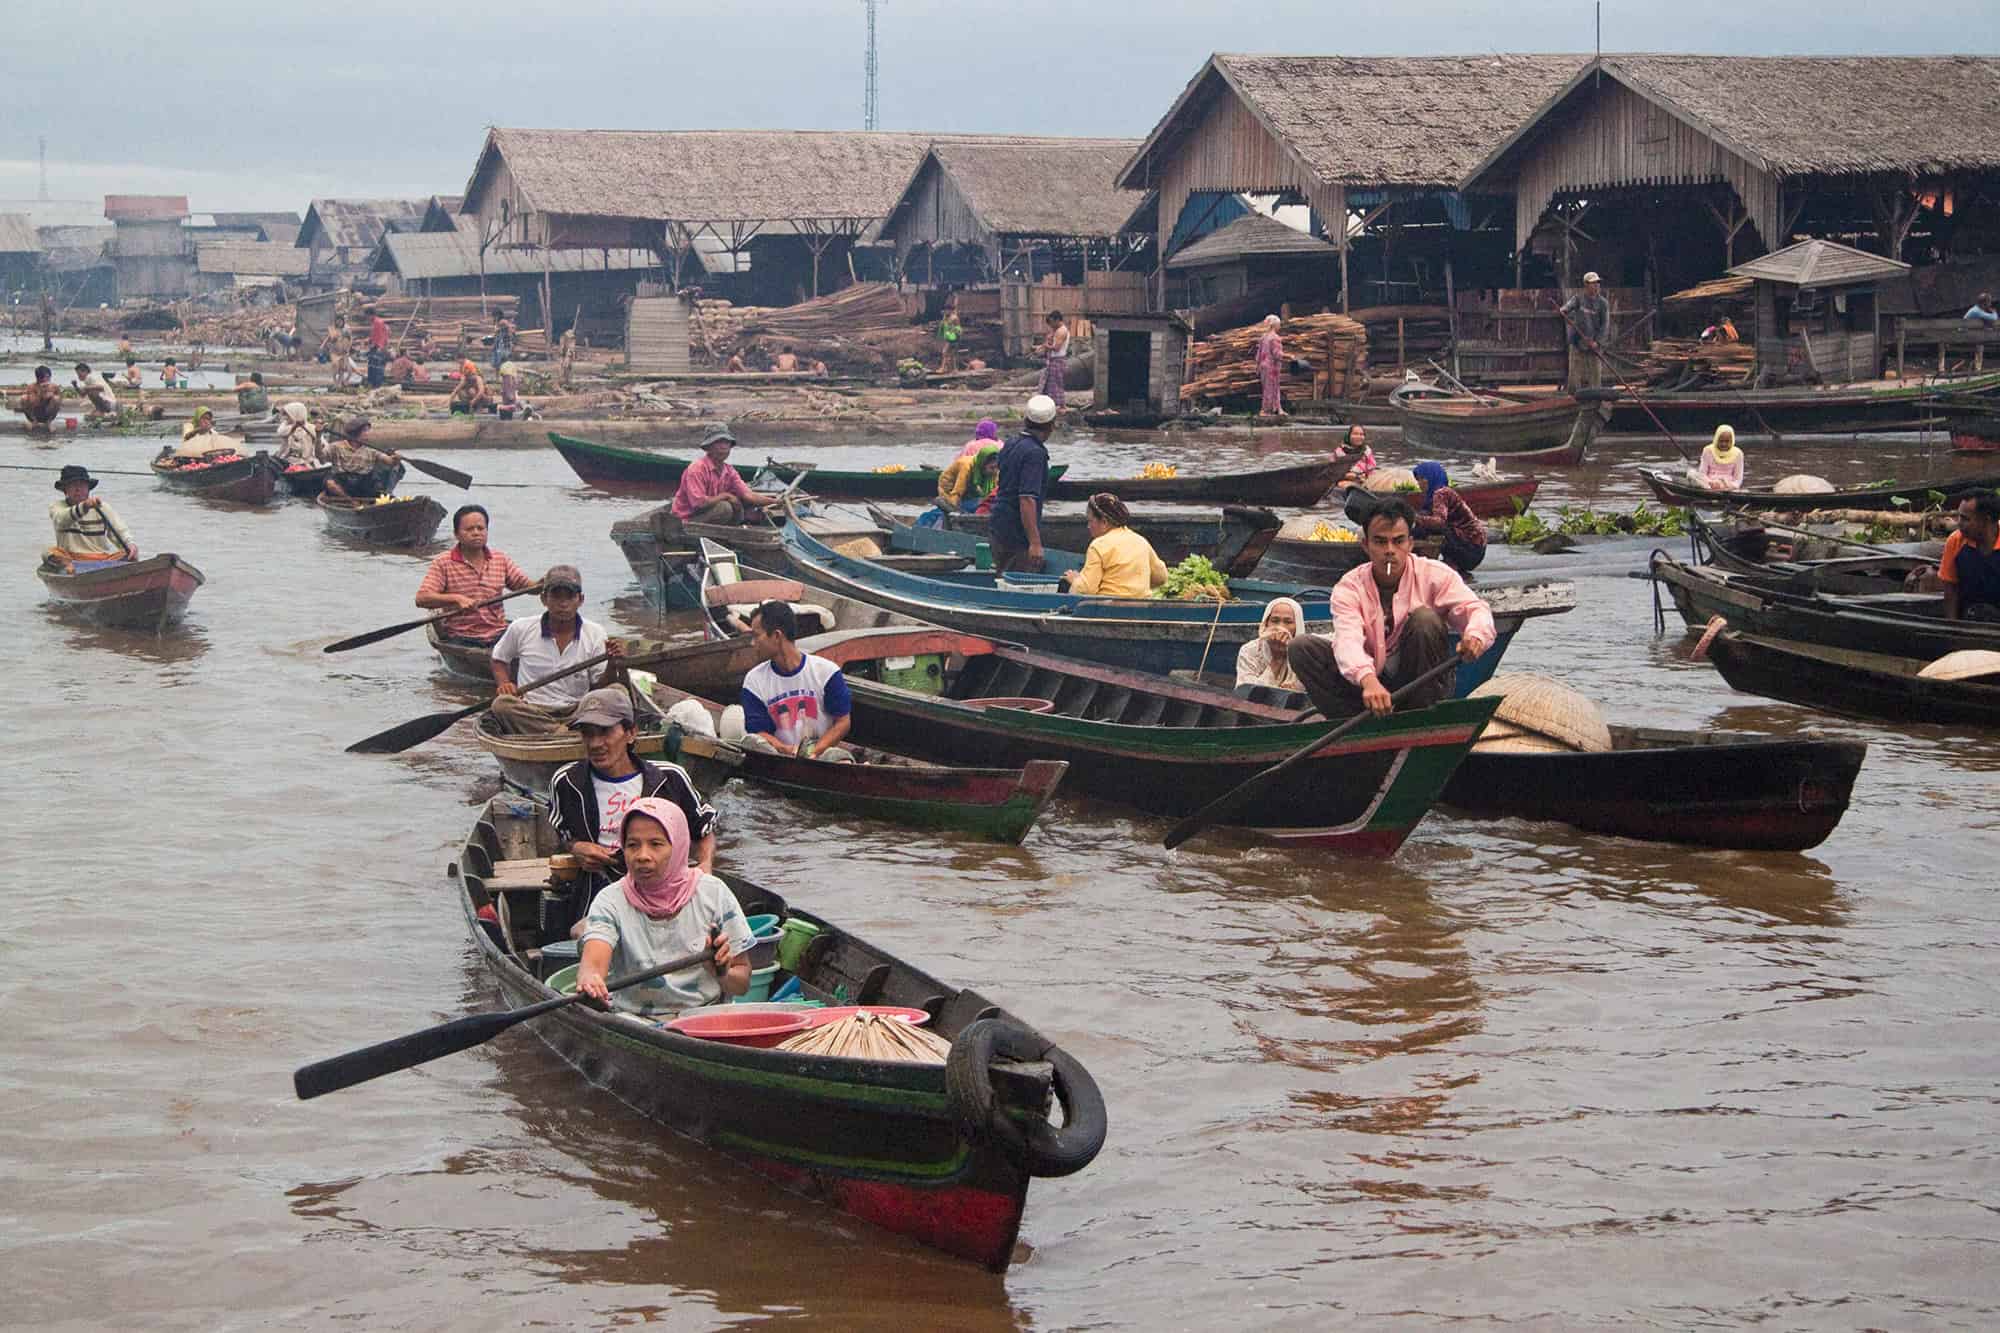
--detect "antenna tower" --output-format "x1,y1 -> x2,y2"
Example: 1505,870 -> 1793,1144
38,136 -> 49,201
863,0 -> 879,130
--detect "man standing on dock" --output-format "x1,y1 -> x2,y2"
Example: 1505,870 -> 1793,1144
989,394 -> 1059,573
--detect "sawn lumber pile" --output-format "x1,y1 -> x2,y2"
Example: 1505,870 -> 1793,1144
1346,304 -> 1453,369
1182,313 -> 1369,404
1631,336 -> 1756,387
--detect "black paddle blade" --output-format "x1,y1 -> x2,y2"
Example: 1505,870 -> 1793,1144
324,618 -> 429,653
404,456 -> 473,489
294,998 -> 564,1099
346,702 -> 484,754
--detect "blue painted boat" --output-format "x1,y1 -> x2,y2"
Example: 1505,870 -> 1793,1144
775,512 -> 1575,691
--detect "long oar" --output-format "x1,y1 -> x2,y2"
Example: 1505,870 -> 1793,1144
323,581 -> 545,653
401,456 -> 474,489
346,649 -> 615,754
293,948 -> 708,1099
1162,656 -> 1463,851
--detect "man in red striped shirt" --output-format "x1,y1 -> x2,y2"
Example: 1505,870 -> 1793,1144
415,505 -> 537,644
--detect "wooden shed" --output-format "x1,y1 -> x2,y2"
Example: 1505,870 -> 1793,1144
1727,239 -> 1908,385
1162,211 -> 1338,309
297,198 -> 426,287
1090,311 -> 1192,418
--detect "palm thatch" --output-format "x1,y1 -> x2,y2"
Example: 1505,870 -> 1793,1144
890,137 -> 1144,241
1120,54 -> 1584,192
372,231 -> 657,280
0,213 -> 41,255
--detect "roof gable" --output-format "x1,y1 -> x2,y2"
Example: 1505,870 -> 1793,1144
1728,237 -> 1910,288
299,198 -> 428,251
1164,212 -> 1334,268
914,138 -> 1144,238
0,214 -> 41,254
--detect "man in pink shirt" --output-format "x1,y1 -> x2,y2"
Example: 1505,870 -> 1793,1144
1288,498 -> 1495,718
672,430 -> 779,525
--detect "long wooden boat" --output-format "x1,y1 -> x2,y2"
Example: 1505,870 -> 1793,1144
551,431 -> 1069,501
1043,456 -> 1349,506
1709,632 -> 2000,726
610,504 -> 889,607
776,512 -> 1575,689
35,553 -> 204,631
878,503 -> 1281,580
1392,393 -> 1590,465
425,622 -> 496,686
452,796 -> 1102,1269
280,463 -> 332,498
1940,401 -> 2000,453
1649,554 -> 2000,660
150,448 -> 281,503
1441,724 -> 1865,850
1603,369 -> 2000,436
1688,514 -> 1934,595
670,626 -> 1501,855
473,712 -> 676,794
317,493 -> 447,546
1641,465 -> 2000,513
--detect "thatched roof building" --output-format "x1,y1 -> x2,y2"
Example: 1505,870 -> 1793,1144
1462,56 -> 2000,269
1163,212 -> 1335,269
0,213 -> 41,255
1116,54 -> 1582,305
880,137 -> 1147,282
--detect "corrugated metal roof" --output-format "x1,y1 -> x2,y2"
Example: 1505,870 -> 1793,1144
104,194 -> 190,221
196,241 -> 311,276
375,231 -> 660,280
1729,238 -> 1910,289
298,198 -> 428,251
0,213 -> 42,254
1164,212 -> 1334,268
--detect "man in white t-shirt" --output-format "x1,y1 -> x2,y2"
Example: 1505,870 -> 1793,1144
488,563 -> 619,734
738,600 -> 853,759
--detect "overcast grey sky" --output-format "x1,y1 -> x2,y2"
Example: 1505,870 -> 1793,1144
0,1 -> 1992,212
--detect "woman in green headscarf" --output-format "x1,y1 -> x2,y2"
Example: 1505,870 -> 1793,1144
936,443 -> 1001,514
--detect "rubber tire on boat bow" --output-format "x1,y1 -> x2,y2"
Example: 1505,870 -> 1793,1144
946,1018 -> 1107,1178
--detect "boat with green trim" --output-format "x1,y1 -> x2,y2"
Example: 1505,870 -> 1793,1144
656,624 -> 1501,856
551,431 -> 1068,500
452,795 -> 1104,1270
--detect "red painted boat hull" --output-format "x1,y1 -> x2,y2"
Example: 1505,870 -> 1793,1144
36,553 -> 205,631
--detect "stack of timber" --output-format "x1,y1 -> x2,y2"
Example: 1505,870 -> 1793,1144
1182,313 -> 1368,405
355,295 -> 528,358
1631,336 -> 1756,388
690,284 -> 917,367
1346,305 -> 1454,373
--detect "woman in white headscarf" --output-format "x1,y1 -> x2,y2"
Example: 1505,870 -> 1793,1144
1235,596 -> 1304,691
274,401 -> 321,467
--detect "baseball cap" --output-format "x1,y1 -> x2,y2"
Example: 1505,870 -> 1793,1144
1582,271 -> 1601,283
569,687 -> 634,728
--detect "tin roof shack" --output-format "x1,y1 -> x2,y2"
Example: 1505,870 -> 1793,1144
194,241 -> 311,303
1462,56 -> 2000,298
105,195 -> 192,300
1118,54 -> 1581,311
0,214 -> 43,298
880,137 -> 1148,288
1090,310 -> 1192,420
462,127 -> 988,308
297,198 -> 426,289
36,225 -> 115,307
419,196 -> 469,234
371,230 -> 659,340
1728,239 -> 1908,386
1162,211 -> 1338,312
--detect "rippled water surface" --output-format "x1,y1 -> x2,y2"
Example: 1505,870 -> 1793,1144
3,423 -> 1996,1329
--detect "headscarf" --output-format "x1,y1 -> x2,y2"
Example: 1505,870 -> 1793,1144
971,443 -> 1002,496
1412,460 -> 1449,501
1707,424 -> 1739,463
281,401 -> 309,427
460,359 -> 479,379
1261,596 -> 1304,635
958,418 -> 1001,459
617,797 -> 702,919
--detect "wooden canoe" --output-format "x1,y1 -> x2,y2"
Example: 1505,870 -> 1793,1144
452,796 -> 1101,1270
551,431 -> 1068,501
1641,465 -> 2000,512
1441,724 -> 1866,850
35,553 -> 204,632
280,463 -> 332,497
673,626 -> 1499,856
1709,632 -> 2000,727
1689,514 -> 1933,595
881,503 -> 1282,580
317,493 -> 447,547
150,449 -> 281,503
1392,393 -> 1590,464
1939,401 -> 2000,453
609,504 -> 889,607
1044,456 -> 1350,506
1602,369 -> 2000,435
425,623 -> 496,686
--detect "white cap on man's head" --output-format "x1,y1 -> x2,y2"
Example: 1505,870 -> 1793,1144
1583,271 -> 1602,283
1024,394 -> 1058,425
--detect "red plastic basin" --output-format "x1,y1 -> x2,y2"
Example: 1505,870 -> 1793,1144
667,1009 -> 813,1047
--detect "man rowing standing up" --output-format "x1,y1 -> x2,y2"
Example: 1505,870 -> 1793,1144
549,686 -> 717,931
489,565 -> 622,734
1560,271 -> 1613,455
1940,492 -> 2000,622
415,504 -> 537,647
671,429 -> 779,526
46,464 -> 139,572
739,601 -> 852,760
1288,499 -> 1494,718
989,393 -> 1059,572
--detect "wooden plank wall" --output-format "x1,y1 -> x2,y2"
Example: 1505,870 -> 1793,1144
1155,82 -> 1342,256
1511,79 -> 1777,255
1001,278 -> 1099,358
888,158 -> 989,256
626,296 -> 691,373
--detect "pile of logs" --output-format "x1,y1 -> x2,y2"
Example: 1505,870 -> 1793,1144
1630,336 -> 1756,388
1182,313 -> 1370,405
360,295 -> 533,359
1345,304 -> 1454,371
689,283 -> 925,374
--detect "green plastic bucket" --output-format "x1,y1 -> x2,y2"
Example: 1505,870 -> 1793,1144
777,918 -> 821,971
740,962 -> 779,1003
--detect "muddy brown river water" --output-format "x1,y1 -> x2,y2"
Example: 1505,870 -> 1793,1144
3,422 -> 1996,1329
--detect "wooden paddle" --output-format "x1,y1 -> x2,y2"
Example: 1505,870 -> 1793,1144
400,456 -> 474,489
1162,655 -> 1464,851
293,948 -> 709,1100
1718,509 -> 1903,558
323,581 -> 545,653
346,648 -> 617,754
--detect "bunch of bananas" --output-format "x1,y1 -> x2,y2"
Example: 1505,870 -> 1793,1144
872,463 -> 908,474
1301,521 -> 1358,543
1136,462 -> 1178,480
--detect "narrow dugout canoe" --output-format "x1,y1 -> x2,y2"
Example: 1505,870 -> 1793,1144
280,463 -> 332,498
1392,393 -> 1590,464
1708,632 -> 2000,727
1600,368 -> 2000,435
1043,455 -> 1350,506
1441,724 -> 1866,850
1688,514 -> 1933,595
551,431 -> 1069,501
609,504 -> 890,607
317,493 -> 447,546
1641,465 -> 2000,513
932,504 -> 1280,578
451,796 -> 1103,1270
424,623 -> 496,686
652,625 -> 1502,856
150,449 -> 281,503
35,553 -> 204,632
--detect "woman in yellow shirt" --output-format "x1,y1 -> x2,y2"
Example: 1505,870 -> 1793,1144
1059,493 -> 1167,597
935,444 -> 1001,514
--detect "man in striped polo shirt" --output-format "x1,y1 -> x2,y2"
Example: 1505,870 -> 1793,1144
414,504 -> 537,645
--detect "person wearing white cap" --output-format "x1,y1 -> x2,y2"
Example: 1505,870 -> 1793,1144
989,393 -> 1060,572
1559,271 -> 1613,454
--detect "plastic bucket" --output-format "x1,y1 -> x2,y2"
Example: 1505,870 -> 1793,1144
547,963 -> 580,994
777,917 -> 821,971
741,962 -> 779,1003
64,417 -> 78,430
745,913 -> 781,939
964,696 -> 1054,714
973,541 -> 993,571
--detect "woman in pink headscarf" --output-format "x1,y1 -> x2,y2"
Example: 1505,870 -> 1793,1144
1255,315 -> 1286,417
956,418 -> 1001,460
575,798 -> 755,1014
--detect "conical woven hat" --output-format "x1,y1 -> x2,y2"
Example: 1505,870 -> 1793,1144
1364,466 -> 1418,494
1917,649 -> 2000,682
1771,474 -> 1835,494
1473,730 -> 1575,753
1470,672 -> 1612,752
